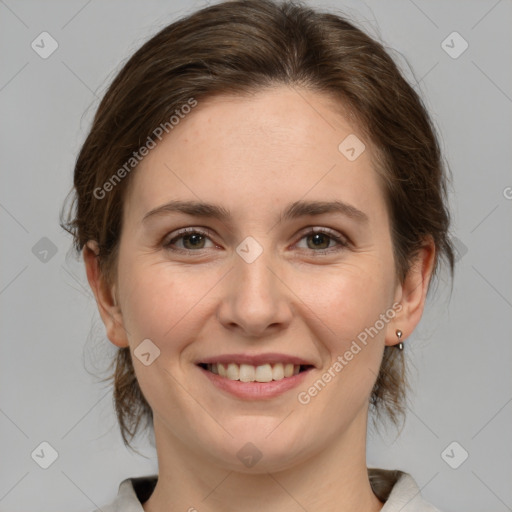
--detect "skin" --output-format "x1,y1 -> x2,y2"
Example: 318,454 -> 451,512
84,86 -> 435,512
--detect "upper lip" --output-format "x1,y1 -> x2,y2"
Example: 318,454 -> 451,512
196,353 -> 316,367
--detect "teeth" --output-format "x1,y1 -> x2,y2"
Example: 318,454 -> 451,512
273,363 -> 284,380
239,364 -> 255,382
206,362 -> 304,382
255,364 -> 273,382
226,363 -> 239,380
217,363 -> 227,377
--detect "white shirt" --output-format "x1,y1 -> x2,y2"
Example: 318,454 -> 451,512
92,468 -> 442,512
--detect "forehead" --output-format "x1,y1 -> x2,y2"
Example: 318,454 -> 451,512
124,86 -> 386,225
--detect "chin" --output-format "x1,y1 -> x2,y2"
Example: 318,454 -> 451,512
201,427 -> 313,474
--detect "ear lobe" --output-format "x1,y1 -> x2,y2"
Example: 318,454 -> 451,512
83,240 -> 129,348
385,238 -> 436,347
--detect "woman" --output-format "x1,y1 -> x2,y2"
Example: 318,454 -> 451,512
61,0 -> 454,510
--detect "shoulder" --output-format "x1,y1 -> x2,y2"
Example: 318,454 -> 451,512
89,475 -> 158,512
369,467 -> 443,512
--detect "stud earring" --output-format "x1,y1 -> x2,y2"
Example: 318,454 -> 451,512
396,329 -> 404,351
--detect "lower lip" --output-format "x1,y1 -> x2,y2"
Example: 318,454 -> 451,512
197,365 -> 313,400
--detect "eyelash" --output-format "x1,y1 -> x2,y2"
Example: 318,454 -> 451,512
162,227 -> 349,256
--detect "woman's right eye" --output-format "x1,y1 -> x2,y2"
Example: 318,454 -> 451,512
163,228 -> 216,252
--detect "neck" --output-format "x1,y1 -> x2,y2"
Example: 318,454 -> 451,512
142,409 -> 383,512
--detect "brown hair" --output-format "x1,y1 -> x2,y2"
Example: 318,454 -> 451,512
61,0 -> 455,449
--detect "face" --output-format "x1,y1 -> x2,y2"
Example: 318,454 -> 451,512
102,86 -> 405,472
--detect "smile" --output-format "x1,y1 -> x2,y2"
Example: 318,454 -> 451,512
198,362 -> 313,382
196,362 -> 314,400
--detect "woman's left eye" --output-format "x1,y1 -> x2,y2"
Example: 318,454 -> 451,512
295,229 -> 349,253
162,227 -> 348,254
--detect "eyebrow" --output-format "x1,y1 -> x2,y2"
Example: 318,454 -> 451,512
142,199 -> 369,224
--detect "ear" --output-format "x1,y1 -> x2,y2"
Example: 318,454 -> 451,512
385,236 -> 436,347
83,240 -> 129,348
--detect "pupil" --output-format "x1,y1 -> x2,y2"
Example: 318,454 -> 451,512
310,233 -> 328,249
185,234 -> 204,248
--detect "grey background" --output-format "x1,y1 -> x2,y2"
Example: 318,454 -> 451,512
1,0 -> 511,510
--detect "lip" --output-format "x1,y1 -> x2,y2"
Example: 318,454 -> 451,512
197,364 -> 314,400
196,352 -> 315,367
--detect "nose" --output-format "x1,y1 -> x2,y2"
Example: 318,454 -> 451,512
216,245 -> 293,338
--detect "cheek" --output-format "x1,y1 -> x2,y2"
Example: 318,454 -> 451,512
117,262 -> 214,402
300,272 -> 390,401
296,260 -> 392,390
304,259 -> 392,337
117,255 -> 219,348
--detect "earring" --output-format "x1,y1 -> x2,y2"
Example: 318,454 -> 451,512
396,329 -> 404,350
